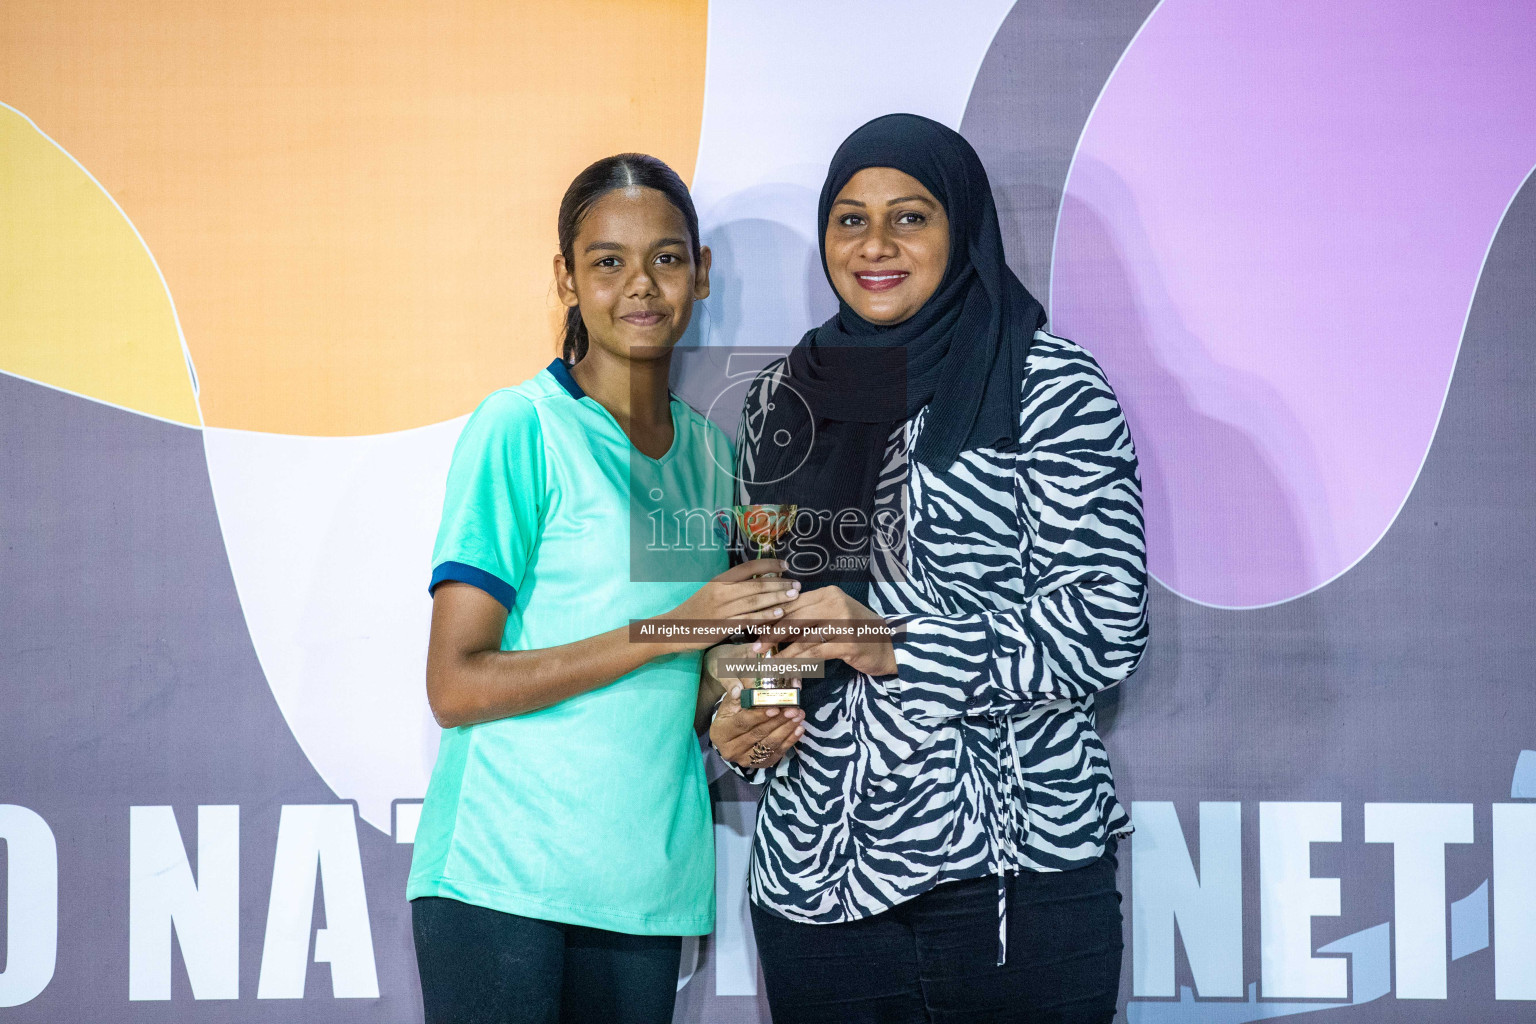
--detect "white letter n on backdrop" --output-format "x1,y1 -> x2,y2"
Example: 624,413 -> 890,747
257,804 -> 379,999
0,805 -> 58,1008
1261,802 -> 1346,999
128,805 -> 240,1000
1131,801 -> 1243,998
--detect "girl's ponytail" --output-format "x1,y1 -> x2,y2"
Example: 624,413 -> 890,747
557,153 -> 701,366
561,305 -> 589,365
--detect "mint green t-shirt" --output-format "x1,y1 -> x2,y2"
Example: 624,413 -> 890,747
407,359 -> 734,935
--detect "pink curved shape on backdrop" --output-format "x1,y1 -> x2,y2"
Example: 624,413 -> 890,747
1051,0 -> 1536,607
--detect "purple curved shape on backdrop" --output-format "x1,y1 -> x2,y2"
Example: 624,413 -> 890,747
1051,0 -> 1536,607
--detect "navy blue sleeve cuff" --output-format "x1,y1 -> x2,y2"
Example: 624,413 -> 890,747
428,561 -> 517,610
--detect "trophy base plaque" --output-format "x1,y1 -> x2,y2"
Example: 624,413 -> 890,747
729,504 -> 801,713
740,686 -> 800,709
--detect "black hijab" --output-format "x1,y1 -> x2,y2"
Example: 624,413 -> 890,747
746,114 -> 1046,615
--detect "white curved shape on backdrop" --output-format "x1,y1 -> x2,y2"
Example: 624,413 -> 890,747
204,423 -> 460,833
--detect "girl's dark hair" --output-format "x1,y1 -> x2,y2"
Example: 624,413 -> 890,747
558,153 -> 703,365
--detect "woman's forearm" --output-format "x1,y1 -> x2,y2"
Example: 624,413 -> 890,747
428,625 -> 686,728
695,671 -> 725,734
694,646 -> 735,733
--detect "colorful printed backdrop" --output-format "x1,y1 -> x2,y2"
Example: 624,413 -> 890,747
3,2 -> 1534,1020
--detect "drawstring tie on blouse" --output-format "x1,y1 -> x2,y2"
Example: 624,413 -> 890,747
994,714 -> 1029,966
958,714 -> 1030,966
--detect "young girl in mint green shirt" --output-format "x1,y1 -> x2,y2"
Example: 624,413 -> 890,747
408,153 -> 804,1024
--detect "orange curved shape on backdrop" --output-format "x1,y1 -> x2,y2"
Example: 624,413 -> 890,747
0,1 -> 707,435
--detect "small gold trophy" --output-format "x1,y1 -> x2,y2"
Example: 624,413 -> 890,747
732,503 -> 800,709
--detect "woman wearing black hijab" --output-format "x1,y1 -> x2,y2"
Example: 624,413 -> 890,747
709,114 -> 1149,1022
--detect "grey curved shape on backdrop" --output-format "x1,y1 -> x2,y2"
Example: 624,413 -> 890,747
0,377 -> 420,1020
1095,167 -> 1536,1019
959,0 -> 1161,301
965,2 -> 1536,1016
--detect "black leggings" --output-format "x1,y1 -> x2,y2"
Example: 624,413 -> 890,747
411,896 -> 682,1024
751,844 -> 1123,1023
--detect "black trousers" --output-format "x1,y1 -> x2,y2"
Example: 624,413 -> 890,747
751,845 -> 1123,1024
410,896 -> 682,1024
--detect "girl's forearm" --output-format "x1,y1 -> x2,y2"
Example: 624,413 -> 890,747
429,626 -> 686,728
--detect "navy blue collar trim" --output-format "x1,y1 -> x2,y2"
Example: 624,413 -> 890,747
547,358 -> 586,400
548,357 -> 680,405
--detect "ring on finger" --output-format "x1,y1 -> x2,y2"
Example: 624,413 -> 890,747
747,741 -> 776,766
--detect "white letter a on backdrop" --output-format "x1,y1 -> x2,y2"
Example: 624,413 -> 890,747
257,804 -> 379,999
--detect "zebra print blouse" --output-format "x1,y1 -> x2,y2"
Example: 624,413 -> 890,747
721,330 -> 1148,958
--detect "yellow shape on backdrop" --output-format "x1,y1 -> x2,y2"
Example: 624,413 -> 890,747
0,104 -> 198,425
0,2 -> 708,436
